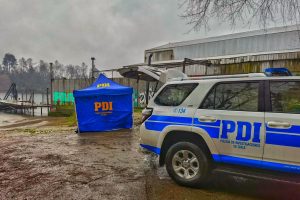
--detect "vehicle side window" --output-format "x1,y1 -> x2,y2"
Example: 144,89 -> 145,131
201,82 -> 259,112
154,83 -> 198,106
270,81 -> 300,114
201,87 -> 215,109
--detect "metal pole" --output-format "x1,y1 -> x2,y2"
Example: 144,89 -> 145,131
91,57 -> 95,82
50,62 -> 53,108
154,81 -> 159,93
182,58 -> 187,73
137,78 -> 139,108
145,81 -> 150,106
46,88 -> 49,113
63,78 -> 66,105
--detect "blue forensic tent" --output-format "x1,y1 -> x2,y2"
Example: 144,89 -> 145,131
73,74 -> 133,132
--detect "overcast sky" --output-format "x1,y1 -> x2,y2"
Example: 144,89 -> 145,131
0,0 -> 263,70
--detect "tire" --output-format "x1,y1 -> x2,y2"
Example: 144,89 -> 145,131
165,142 -> 211,187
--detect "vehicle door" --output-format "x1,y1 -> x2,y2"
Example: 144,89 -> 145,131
263,80 -> 300,169
145,83 -> 199,133
193,80 -> 265,164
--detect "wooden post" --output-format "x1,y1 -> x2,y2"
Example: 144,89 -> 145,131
21,92 -> 24,114
32,91 -> 34,116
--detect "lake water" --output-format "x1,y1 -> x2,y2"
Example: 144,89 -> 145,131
0,92 -> 49,104
0,92 -> 49,116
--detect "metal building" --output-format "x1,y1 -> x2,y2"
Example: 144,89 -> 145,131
143,25 -> 300,76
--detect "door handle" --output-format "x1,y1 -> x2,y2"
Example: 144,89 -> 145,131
198,116 -> 217,122
267,121 -> 291,129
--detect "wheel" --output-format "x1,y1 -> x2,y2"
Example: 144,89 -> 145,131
165,142 -> 211,187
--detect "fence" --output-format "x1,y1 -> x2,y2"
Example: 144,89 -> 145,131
52,59 -> 300,107
52,77 -> 161,107
52,78 -> 92,105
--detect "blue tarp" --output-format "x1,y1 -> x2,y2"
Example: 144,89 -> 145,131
73,74 -> 133,132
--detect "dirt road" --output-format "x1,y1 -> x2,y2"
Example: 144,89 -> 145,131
1,118 -> 300,200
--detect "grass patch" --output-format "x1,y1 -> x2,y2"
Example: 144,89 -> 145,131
134,107 -> 143,125
66,111 -> 77,127
49,104 -> 75,117
134,107 -> 143,113
48,105 -> 144,127
22,128 -> 52,135
48,104 -> 77,127
23,128 -> 37,135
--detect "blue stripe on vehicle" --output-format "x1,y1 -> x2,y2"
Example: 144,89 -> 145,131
213,154 -> 262,167
140,144 -> 161,155
213,154 -> 300,174
266,125 -> 300,134
145,121 -> 220,135
194,125 -> 220,138
193,119 -> 221,127
266,132 -> 300,148
148,115 -> 193,124
145,121 -> 182,131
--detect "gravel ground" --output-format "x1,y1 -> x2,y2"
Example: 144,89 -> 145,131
0,117 -> 300,200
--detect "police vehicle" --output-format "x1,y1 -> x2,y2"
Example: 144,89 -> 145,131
140,73 -> 300,187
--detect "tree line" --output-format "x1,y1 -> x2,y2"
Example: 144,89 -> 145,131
0,53 -> 91,93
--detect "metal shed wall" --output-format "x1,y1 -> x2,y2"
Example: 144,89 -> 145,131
173,30 -> 300,60
146,25 -> 300,63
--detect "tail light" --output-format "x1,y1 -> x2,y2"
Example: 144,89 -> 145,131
141,107 -> 153,123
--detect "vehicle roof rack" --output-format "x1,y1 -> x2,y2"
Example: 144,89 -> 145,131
183,73 -> 266,80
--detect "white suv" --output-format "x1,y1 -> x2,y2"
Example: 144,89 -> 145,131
140,74 -> 300,187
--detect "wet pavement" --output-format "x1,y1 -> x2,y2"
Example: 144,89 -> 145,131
1,126 -> 300,200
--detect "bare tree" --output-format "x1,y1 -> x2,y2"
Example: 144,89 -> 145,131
53,60 -> 64,78
181,0 -> 300,31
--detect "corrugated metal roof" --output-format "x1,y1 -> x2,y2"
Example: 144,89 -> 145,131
147,24 -> 300,51
125,49 -> 300,69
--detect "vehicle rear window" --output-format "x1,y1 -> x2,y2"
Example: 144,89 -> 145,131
154,83 -> 198,106
270,81 -> 300,114
200,82 -> 260,112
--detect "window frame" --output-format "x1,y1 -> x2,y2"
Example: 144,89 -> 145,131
154,83 -> 199,107
265,79 -> 300,114
199,80 -> 265,112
